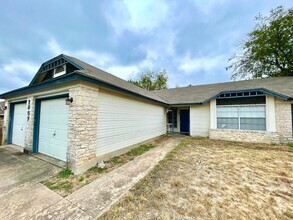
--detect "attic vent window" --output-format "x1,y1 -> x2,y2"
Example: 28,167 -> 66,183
53,64 -> 66,78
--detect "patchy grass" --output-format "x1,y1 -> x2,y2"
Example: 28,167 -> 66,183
127,144 -> 156,156
101,137 -> 293,220
58,168 -> 73,178
42,136 -> 170,197
288,143 -> 293,149
44,181 -> 73,192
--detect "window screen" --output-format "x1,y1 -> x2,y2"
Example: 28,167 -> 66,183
217,105 -> 266,131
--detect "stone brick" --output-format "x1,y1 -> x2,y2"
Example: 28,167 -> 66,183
209,129 -> 279,144
2,101 -> 9,145
24,97 -> 35,151
68,85 -> 99,174
275,99 -> 293,143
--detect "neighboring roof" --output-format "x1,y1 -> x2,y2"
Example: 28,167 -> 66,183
0,101 -> 5,116
63,55 -> 167,103
151,77 -> 293,105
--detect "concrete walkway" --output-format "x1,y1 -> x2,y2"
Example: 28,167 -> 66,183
33,137 -> 181,219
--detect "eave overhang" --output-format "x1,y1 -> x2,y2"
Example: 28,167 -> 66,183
0,72 -> 168,106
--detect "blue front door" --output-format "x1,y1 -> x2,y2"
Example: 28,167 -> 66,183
180,109 -> 190,133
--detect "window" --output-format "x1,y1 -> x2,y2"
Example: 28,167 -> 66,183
167,109 -> 177,128
53,65 -> 66,78
217,105 -> 266,131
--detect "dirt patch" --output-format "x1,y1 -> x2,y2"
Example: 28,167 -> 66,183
42,135 -> 171,197
101,137 -> 293,219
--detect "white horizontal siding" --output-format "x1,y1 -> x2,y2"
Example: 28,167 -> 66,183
96,91 -> 166,156
190,104 -> 210,137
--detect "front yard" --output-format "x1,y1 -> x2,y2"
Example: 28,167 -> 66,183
101,137 -> 293,219
42,135 -> 170,197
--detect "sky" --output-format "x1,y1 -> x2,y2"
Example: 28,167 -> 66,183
0,0 -> 292,95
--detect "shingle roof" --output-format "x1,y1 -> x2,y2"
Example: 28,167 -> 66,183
63,55 -> 167,104
1,54 -> 292,106
151,77 -> 293,104
0,101 -> 5,116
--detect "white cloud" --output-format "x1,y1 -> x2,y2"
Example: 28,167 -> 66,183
106,65 -> 139,79
0,60 -> 39,93
2,60 -> 39,76
47,39 -> 63,55
179,54 -> 226,74
46,39 -> 115,68
107,0 -> 169,33
189,0 -> 229,17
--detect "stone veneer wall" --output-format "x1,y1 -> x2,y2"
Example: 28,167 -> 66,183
275,99 -> 293,143
2,101 -> 10,145
24,97 -> 35,151
209,129 -> 280,144
68,85 -> 99,174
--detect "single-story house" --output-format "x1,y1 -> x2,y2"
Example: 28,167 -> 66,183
1,54 -> 292,173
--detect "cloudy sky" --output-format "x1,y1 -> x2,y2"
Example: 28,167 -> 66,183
0,0 -> 292,95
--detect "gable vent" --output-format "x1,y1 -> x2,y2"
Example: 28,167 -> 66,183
54,64 -> 66,78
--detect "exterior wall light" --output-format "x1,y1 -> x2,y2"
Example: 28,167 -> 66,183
65,97 -> 73,105
1,106 -> 7,111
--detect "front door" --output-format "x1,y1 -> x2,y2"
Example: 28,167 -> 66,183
180,109 -> 190,134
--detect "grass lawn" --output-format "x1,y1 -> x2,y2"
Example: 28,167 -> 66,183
101,137 -> 293,219
42,135 -> 170,197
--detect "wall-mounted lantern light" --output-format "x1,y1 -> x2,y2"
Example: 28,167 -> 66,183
2,106 -> 7,111
65,97 -> 73,105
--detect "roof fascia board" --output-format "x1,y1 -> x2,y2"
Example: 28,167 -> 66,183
0,72 -> 168,106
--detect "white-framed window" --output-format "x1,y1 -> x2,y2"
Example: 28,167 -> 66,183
217,105 -> 266,131
53,65 -> 66,78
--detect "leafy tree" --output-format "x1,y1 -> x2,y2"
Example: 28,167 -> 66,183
128,70 -> 168,91
227,6 -> 293,80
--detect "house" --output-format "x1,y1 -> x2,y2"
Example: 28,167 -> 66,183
0,101 -> 5,145
0,54 -> 292,174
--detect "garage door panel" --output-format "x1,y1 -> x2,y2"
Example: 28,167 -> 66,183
38,98 -> 68,162
12,103 -> 26,147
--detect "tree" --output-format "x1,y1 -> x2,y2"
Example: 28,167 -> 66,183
128,69 -> 168,91
227,6 -> 293,80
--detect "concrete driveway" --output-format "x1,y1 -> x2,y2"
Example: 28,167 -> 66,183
0,145 -> 61,191
0,145 -> 63,219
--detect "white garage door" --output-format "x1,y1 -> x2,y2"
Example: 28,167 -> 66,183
12,103 -> 27,147
38,98 -> 69,161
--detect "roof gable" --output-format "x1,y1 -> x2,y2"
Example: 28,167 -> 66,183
29,54 -> 84,86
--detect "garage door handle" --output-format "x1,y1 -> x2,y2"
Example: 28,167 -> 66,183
53,131 -> 56,136
21,127 -> 23,131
